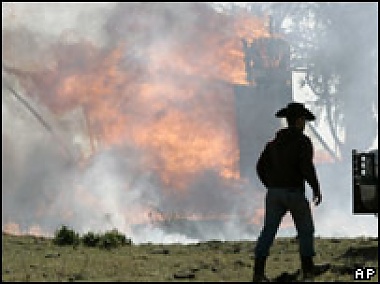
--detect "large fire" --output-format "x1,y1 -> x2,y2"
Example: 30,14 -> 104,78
3,3 -> 296,240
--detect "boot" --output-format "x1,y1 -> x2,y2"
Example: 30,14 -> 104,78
301,256 -> 330,281
300,256 -> 314,281
252,257 -> 269,282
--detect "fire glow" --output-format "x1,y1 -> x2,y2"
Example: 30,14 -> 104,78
3,3 -> 298,240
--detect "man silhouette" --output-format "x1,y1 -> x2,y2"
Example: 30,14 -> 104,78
252,102 -> 328,281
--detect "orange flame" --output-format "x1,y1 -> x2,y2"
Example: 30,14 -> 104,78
9,9 -> 272,190
3,4 -> 280,233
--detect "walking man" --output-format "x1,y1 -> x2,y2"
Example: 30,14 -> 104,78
253,102 -> 328,281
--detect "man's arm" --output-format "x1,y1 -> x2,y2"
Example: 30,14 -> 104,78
300,138 -> 322,206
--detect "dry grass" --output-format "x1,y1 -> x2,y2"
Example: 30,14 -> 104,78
2,232 -> 378,282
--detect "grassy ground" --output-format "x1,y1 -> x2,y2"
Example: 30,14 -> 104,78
2,232 -> 378,282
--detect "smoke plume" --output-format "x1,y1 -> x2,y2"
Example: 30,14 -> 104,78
2,3 -> 377,243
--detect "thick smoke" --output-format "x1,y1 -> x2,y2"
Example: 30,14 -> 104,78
287,3 -> 378,237
2,2 -> 256,243
2,3 -> 378,243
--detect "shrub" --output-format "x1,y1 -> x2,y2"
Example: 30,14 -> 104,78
82,231 -> 101,247
52,225 -> 80,246
52,226 -> 132,249
98,228 -> 132,249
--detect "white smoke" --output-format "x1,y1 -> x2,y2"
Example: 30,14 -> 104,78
288,3 -> 378,238
2,3 -> 378,244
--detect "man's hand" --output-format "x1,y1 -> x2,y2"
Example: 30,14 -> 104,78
313,191 -> 322,206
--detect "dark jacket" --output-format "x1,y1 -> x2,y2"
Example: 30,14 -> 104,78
256,127 -> 320,193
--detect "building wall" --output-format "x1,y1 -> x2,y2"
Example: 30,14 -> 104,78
234,37 -> 292,186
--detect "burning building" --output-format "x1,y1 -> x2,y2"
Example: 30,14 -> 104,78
3,3 -> 301,242
234,36 -> 292,184
137,33 -> 295,238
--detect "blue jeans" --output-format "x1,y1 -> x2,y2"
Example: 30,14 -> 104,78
254,187 -> 315,257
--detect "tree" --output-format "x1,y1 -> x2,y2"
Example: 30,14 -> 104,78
277,3 -> 378,158
219,2 -> 378,159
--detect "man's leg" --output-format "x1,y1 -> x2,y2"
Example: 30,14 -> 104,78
253,190 -> 287,281
289,193 -> 329,279
288,192 -> 315,258
253,257 -> 269,282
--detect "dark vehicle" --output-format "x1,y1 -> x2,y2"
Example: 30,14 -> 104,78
352,149 -> 378,215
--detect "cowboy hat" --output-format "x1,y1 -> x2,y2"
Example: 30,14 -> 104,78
275,102 -> 315,121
